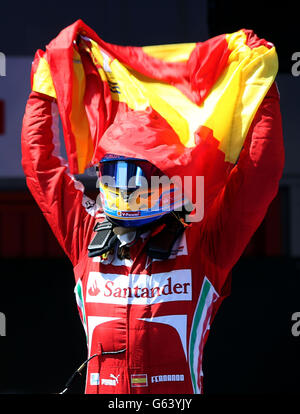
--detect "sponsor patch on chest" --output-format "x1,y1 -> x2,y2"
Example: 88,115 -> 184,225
86,269 -> 192,305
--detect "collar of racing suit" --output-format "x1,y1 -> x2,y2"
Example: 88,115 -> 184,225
88,212 -> 187,261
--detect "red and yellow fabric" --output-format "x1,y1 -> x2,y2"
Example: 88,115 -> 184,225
22,21 -> 284,395
31,19 -> 278,208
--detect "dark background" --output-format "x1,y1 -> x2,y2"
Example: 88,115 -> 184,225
1,0 -> 297,73
0,0 -> 299,395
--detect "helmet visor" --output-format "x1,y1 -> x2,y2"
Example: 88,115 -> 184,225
98,160 -> 162,190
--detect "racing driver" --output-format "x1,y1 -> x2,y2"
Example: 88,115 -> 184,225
21,80 -> 284,394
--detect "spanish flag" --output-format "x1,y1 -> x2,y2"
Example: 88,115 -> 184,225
31,19 -> 278,209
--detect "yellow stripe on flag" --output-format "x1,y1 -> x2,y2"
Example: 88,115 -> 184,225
88,40 -> 149,111
32,57 -> 57,99
142,43 -> 196,62
203,30 -> 278,162
132,378 -> 146,383
69,49 -> 94,173
131,375 -> 147,384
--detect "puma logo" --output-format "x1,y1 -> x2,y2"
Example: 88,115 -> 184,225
101,373 -> 120,386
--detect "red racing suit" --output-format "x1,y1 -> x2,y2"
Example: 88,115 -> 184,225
21,83 -> 284,394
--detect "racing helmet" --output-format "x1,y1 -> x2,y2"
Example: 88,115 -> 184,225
97,154 -> 184,227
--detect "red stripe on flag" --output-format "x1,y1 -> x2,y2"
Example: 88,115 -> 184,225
243,29 -> 273,50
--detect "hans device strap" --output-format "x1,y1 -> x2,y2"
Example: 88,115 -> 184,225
88,214 -> 186,260
88,219 -> 118,258
146,214 -> 185,260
